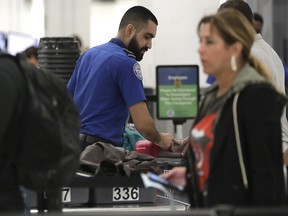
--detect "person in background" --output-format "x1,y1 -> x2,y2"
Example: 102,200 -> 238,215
23,46 -> 38,66
161,8 -> 287,207
67,6 -> 178,151
204,0 -> 288,165
253,11 -> 288,97
253,12 -> 263,34
71,34 -> 88,54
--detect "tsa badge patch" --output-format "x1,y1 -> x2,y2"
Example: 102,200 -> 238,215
133,63 -> 143,80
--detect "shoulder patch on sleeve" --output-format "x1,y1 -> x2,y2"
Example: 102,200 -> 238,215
133,63 -> 143,80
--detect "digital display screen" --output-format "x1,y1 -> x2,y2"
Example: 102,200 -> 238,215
156,65 -> 199,120
0,32 -> 6,51
6,32 -> 38,56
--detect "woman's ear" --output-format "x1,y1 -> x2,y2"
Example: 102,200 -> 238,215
232,41 -> 243,58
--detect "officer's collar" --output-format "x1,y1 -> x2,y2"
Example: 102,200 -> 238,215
109,38 -> 136,59
109,38 -> 126,49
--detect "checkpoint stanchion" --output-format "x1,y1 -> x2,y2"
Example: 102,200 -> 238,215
37,189 -> 62,212
173,119 -> 186,140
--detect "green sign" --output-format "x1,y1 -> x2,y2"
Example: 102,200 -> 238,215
156,65 -> 199,120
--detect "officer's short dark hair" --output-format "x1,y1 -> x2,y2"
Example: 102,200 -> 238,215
254,12 -> 263,25
218,0 -> 253,24
118,6 -> 158,31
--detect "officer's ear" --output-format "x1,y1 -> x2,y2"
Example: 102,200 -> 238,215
125,24 -> 136,39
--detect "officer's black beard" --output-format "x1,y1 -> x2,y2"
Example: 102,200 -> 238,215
127,36 -> 146,61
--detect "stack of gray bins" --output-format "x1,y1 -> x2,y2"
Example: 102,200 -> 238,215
38,37 -> 80,84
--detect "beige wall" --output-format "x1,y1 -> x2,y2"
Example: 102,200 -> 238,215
0,0 -> 44,38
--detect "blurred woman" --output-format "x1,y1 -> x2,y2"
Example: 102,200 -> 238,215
161,8 -> 287,207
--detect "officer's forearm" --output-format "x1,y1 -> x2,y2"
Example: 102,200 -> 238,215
135,120 -> 161,144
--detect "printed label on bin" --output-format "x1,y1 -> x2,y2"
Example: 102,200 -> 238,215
112,187 -> 139,201
62,187 -> 71,203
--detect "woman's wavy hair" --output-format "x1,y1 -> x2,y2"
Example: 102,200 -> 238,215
198,8 -> 271,81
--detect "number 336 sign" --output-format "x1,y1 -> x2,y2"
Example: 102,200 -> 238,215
113,187 -> 139,201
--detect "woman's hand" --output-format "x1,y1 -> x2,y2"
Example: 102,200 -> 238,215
160,167 -> 187,187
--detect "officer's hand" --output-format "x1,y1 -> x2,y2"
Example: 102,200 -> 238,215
156,133 -> 179,150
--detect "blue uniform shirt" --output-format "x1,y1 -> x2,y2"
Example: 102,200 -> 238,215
67,38 -> 146,146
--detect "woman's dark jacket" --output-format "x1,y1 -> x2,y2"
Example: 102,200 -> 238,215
187,63 -> 287,207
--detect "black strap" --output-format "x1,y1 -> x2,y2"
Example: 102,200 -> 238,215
79,133 -> 110,144
185,146 -> 203,207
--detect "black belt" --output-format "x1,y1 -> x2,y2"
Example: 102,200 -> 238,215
79,133 -> 109,144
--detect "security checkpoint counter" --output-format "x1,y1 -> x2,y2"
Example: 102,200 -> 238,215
27,172 -> 288,215
28,171 -> 189,213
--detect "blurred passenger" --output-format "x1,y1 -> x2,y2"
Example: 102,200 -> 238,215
253,11 -> 288,96
0,52 -> 27,212
23,46 -> 38,66
204,0 -> 288,165
71,34 -> 88,54
161,8 -> 287,207
67,6 -> 178,151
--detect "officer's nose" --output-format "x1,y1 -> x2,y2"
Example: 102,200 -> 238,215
147,40 -> 152,49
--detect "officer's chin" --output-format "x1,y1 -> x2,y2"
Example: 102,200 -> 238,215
136,55 -> 144,61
